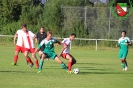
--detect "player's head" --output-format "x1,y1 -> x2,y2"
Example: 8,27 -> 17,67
46,31 -> 52,39
121,30 -> 126,37
40,26 -> 44,33
21,23 -> 27,31
70,33 -> 76,41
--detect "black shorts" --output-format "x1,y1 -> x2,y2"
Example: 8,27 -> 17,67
39,45 -> 45,51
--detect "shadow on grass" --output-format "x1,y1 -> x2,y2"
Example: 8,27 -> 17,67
0,70 -> 26,73
77,63 -> 108,65
79,71 -> 133,75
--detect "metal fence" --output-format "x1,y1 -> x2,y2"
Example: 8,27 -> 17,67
61,6 -> 133,39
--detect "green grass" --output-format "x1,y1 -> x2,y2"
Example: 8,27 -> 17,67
0,44 -> 133,88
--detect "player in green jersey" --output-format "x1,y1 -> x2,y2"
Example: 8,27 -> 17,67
116,31 -> 132,71
33,31 -> 68,73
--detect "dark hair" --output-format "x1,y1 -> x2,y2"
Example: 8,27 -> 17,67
40,26 -> 44,29
121,30 -> 126,34
70,33 -> 76,37
21,23 -> 27,28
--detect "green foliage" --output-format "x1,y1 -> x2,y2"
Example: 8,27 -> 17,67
1,0 -> 133,46
2,22 -> 20,35
0,0 -> 91,36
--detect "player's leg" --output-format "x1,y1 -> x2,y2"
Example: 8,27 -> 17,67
12,51 -> 19,65
121,59 -> 126,70
24,50 -> 34,68
70,54 -> 76,66
22,53 -> 29,65
66,54 -> 76,72
31,48 -> 39,68
38,50 -> 43,59
123,50 -> 128,70
39,46 -> 49,61
54,56 -> 68,71
21,47 -> 28,65
124,59 -> 128,71
37,53 -> 46,73
38,46 -> 44,59
32,53 -> 39,68
124,59 -> 128,67
12,45 -> 20,65
119,50 -> 126,70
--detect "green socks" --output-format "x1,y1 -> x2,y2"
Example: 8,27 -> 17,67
39,60 -> 44,71
61,63 -> 68,71
121,63 -> 125,69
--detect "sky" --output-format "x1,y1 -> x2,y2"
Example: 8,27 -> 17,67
99,0 -> 108,3
89,0 -> 109,3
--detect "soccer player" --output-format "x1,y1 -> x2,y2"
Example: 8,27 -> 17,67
21,24 -> 39,68
12,29 -> 27,65
58,33 -> 76,73
35,26 -> 47,58
116,31 -> 132,71
33,31 -> 68,73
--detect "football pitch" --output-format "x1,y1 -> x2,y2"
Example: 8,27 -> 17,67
0,45 -> 133,88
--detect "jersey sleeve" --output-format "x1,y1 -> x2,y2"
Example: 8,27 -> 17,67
118,38 -> 121,44
62,39 -> 70,46
38,39 -> 45,49
51,38 -> 57,43
126,37 -> 131,42
15,30 -> 19,36
29,31 -> 35,38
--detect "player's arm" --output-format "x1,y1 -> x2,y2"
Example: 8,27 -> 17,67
33,35 -> 36,40
116,39 -> 120,47
13,34 -> 17,44
58,43 -> 68,57
33,48 -> 40,56
128,41 -> 132,46
29,31 -> 36,40
52,38 -> 61,46
126,39 -> 132,46
33,40 -> 45,55
54,40 -> 62,46
35,33 -> 38,43
125,42 -> 132,46
116,43 -> 120,47
33,35 -> 37,44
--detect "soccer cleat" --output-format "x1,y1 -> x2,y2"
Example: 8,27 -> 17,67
46,58 -> 49,61
37,70 -> 42,73
30,64 -> 34,68
12,63 -> 17,66
125,66 -> 128,71
123,68 -> 125,71
67,71 -> 73,74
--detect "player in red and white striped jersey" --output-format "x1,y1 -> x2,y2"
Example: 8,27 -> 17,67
21,24 -> 39,68
12,29 -> 26,65
59,33 -> 77,73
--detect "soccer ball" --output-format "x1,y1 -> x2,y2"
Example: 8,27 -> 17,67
73,68 -> 79,74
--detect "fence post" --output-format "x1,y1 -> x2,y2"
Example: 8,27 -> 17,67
108,7 -> 111,34
96,39 -> 98,51
84,6 -> 87,29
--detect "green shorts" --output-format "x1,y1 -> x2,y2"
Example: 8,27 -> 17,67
44,52 -> 57,60
118,50 -> 128,59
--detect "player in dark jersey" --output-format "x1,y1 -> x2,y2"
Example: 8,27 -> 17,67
35,26 -> 47,58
